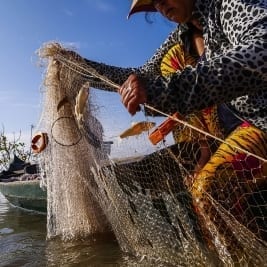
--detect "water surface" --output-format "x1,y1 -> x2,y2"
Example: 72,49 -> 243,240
0,193 -> 157,267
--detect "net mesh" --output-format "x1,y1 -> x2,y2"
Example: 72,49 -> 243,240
36,43 -> 267,266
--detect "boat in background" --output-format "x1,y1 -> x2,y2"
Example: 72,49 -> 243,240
0,180 -> 46,213
0,155 -> 46,213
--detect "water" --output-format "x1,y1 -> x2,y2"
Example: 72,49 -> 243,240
0,193 -> 156,267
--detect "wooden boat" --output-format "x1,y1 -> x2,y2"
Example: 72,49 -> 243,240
0,180 -> 47,213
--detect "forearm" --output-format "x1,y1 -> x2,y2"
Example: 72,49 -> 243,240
82,26 -> 181,91
83,58 -> 138,91
145,44 -> 267,115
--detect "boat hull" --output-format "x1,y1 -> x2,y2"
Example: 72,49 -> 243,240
0,180 -> 47,213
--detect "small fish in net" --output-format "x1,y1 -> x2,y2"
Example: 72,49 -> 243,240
119,121 -> 156,138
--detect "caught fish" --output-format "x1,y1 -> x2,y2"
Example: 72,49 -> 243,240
119,121 -> 156,139
74,82 -> 102,148
75,82 -> 89,124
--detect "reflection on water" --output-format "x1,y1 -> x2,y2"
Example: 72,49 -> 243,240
0,192 -> 47,266
45,236 -> 122,267
0,193 -> 166,267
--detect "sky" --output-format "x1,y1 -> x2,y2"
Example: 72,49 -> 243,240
0,0 -> 176,147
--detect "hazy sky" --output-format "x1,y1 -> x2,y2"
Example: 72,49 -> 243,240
0,0 -> 175,145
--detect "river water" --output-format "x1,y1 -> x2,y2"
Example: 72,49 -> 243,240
0,193 -> 160,267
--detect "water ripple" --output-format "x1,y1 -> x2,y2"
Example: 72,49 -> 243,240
0,227 -> 14,235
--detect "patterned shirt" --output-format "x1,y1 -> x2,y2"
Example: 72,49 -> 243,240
144,0 -> 267,131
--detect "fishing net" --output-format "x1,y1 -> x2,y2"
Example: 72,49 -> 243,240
35,42 -> 267,267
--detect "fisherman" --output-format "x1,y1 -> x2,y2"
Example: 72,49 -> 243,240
119,0 -> 267,247
121,0 -> 267,132
81,18 -> 222,177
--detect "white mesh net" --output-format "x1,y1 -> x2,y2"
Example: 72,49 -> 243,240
35,43 -> 267,266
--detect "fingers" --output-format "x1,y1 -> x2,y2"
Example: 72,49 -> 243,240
119,74 -> 147,115
120,84 -> 133,102
120,83 -> 137,115
126,95 -> 140,116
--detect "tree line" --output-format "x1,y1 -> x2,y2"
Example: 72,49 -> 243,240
0,127 -> 32,171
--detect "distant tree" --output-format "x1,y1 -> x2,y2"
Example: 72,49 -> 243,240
0,127 -> 32,171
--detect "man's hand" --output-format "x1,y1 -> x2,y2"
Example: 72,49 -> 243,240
119,74 -> 147,116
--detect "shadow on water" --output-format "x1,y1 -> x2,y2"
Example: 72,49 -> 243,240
0,193 -> 167,267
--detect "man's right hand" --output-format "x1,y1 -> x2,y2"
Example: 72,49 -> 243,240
119,74 -> 147,116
